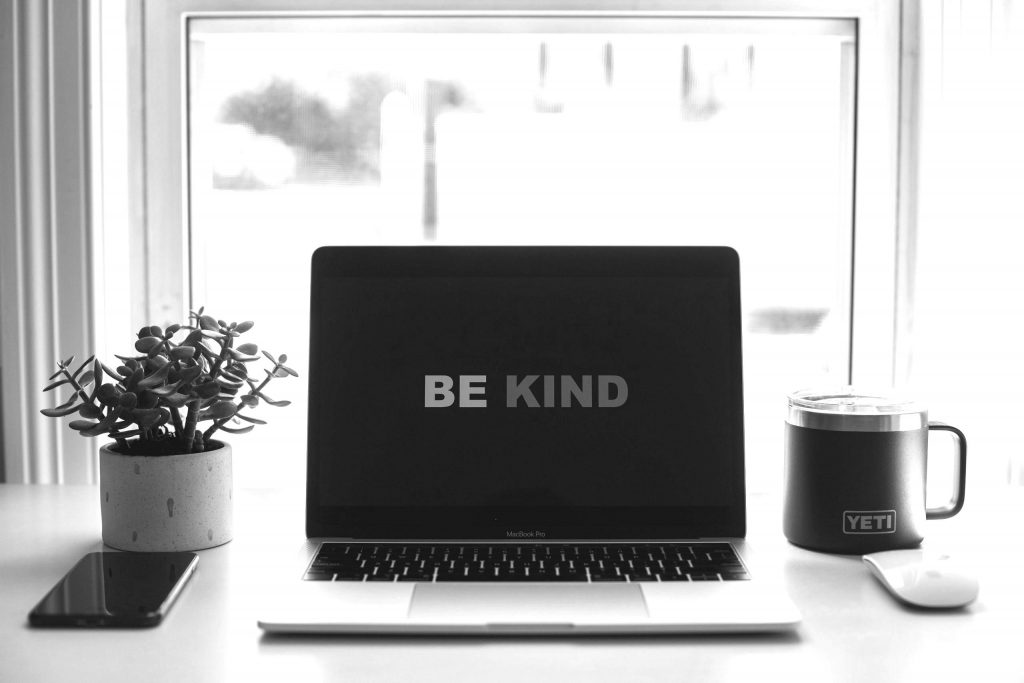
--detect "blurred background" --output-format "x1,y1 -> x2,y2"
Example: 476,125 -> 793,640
187,20 -> 853,491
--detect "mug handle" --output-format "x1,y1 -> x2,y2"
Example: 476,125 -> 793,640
926,422 -> 967,520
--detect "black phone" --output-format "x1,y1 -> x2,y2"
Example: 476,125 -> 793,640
28,551 -> 198,628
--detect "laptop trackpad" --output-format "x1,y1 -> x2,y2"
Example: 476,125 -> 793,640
409,584 -> 648,624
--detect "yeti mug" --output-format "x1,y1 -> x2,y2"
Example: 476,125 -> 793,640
783,388 -> 967,554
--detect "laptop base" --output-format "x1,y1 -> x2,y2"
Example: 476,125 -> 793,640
259,570 -> 800,635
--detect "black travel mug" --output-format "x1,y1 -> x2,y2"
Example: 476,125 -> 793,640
783,388 -> 967,554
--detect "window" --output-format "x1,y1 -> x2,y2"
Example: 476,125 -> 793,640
122,1 -> 902,491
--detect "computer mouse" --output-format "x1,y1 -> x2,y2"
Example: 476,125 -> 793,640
862,549 -> 979,609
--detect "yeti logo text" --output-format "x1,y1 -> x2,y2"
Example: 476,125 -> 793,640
424,375 -> 628,408
843,510 -> 896,534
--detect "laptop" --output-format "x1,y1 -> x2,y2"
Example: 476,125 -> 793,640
258,246 -> 800,634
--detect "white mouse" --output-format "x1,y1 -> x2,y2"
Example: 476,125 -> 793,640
862,549 -> 979,609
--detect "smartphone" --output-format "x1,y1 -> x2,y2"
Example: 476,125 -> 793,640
28,551 -> 198,627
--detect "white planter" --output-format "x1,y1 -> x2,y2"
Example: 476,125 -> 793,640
99,441 -> 233,552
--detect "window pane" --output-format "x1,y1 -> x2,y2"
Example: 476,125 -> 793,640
188,18 -> 855,490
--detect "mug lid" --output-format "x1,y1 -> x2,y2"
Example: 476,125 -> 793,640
789,387 -> 919,414
787,387 -> 925,432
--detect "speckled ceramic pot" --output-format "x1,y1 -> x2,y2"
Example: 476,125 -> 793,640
99,441 -> 233,551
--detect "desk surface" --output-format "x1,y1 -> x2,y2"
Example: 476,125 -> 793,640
1,483 -> 1021,683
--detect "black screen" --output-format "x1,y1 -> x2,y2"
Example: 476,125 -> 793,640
307,248 -> 745,538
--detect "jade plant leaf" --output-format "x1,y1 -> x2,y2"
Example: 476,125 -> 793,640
218,424 -> 254,435
176,364 -> 203,384
256,392 -> 290,407
100,363 -> 121,380
226,347 -> 257,362
184,329 -> 203,346
169,346 -> 195,362
149,381 -> 183,397
137,391 -> 159,409
199,400 -> 236,421
108,429 -> 143,440
124,367 -> 144,391
196,381 -> 220,399
134,336 -> 162,353
96,383 -> 120,405
42,378 -> 70,392
40,403 -> 81,418
220,369 -> 245,384
81,413 -> 118,437
131,408 -> 164,429
136,363 -> 172,390
215,376 -> 244,390
162,393 -> 190,409
78,403 -> 104,419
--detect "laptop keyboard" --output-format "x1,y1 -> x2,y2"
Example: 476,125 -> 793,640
304,542 -> 749,582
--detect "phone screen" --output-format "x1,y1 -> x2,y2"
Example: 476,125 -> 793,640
29,551 -> 198,627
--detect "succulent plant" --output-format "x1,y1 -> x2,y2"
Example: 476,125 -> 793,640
40,308 -> 297,455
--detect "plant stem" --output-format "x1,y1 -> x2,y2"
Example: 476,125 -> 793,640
183,399 -> 200,453
203,418 -> 228,442
209,334 -> 233,378
170,406 -> 184,436
168,359 -> 185,438
61,367 -> 96,406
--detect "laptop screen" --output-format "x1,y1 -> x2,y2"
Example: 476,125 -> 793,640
307,247 -> 745,539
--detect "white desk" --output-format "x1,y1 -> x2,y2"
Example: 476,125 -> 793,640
1,484 -> 1021,682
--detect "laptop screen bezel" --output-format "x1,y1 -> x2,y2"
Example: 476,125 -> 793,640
306,246 -> 746,539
